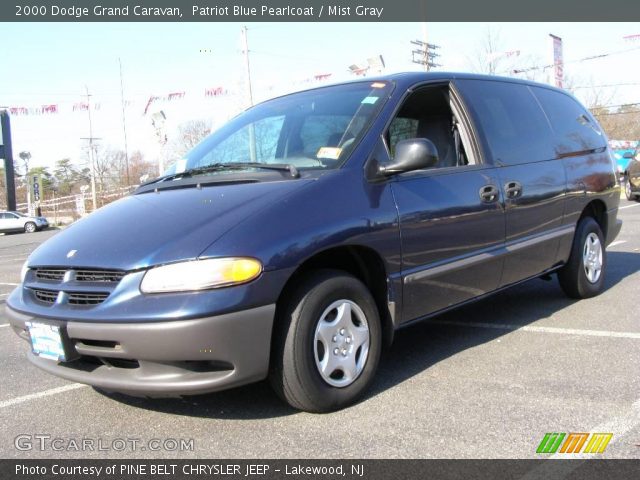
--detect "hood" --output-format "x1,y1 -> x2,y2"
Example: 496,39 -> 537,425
27,179 -> 311,271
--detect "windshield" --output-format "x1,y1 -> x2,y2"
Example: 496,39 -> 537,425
179,81 -> 393,173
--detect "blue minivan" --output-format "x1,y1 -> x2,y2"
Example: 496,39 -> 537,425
6,73 -> 621,412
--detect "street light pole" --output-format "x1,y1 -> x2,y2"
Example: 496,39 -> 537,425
83,86 -> 98,211
241,26 -> 257,162
118,58 -> 131,186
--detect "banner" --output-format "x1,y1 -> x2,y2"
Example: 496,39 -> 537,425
4,73 -> 335,116
550,34 -> 564,88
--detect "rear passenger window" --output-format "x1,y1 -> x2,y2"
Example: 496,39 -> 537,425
456,80 -> 555,166
531,87 -> 606,155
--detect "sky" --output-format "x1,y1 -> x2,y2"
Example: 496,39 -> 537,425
1,22 -> 639,176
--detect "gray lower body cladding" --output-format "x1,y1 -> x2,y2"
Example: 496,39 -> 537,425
6,304 -> 276,397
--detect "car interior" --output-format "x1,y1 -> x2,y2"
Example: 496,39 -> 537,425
387,85 -> 471,169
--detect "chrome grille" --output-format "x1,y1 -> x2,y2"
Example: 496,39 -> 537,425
26,267 -> 125,308
32,289 -> 58,304
35,268 -> 66,281
67,292 -> 109,305
74,270 -> 126,283
35,268 -> 125,283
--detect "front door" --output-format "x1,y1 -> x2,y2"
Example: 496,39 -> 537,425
393,168 -> 506,321
385,83 -> 506,323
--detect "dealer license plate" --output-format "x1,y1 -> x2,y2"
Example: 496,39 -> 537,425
26,322 -> 67,361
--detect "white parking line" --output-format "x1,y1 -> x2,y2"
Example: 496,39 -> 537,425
552,398 -> 640,459
608,240 -> 627,248
430,320 -> 640,339
0,384 -> 87,409
0,282 -> 19,286
620,202 -> 640,210
0,324 -> 10,328
521,399 -> 640,477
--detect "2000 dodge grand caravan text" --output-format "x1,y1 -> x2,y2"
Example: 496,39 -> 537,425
6,73 -> 622,412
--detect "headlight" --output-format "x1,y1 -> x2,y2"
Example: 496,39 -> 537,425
140,257 -> 262,293
20,261 -> 29,283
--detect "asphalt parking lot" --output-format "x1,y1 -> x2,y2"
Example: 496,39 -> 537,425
1,201 -> 639,459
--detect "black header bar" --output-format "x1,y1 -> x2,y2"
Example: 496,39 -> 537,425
1,0 -> 637,22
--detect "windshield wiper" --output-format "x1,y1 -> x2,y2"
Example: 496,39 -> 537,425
218,162 -> 300,178
144,162 -> 299,186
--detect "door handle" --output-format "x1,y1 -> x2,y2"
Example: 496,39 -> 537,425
479,184 -> 499,203
504,181 -> 523,199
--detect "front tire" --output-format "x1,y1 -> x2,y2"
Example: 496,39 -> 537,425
558,217 -> 606,299
24,222 -> 36,233
270,270 -> 382,413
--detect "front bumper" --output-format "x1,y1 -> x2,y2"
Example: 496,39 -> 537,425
5,303 -> 276,397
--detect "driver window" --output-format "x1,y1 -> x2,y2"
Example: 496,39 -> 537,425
386,86 -> 474,169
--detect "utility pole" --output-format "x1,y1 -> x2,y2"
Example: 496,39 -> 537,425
411,39 -> 441,71
118,58 -> 130,186
82,86 -> 99,212
240,25 -> 257,162
240,26 -> 254,107
0,109 -> 17,211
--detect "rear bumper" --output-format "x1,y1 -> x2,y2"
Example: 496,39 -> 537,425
5,304 -> 275,397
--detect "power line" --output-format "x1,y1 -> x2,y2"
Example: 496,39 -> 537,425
591,102 -> 640,110
593,110 -> 640,117
508,45 -> 640,75
410,40 -> 441,71
573,82 -> 640,89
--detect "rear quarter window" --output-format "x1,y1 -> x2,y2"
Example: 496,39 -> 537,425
456,79 -> 555,166
531,87 -> 606,155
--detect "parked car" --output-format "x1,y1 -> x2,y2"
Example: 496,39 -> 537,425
612,149 -> 635,180
623,149 -> 640,201
0,211 -> 48,233
5,73 -> 621,412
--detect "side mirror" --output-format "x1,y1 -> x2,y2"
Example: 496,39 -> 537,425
379,138 -> 439,176
623,151 -> 634,159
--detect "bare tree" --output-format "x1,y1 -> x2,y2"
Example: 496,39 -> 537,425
467,26 -> 505,75
128,151 -> 155,184
467,26 -> 544,81
94,148 -> 128,191
173,120 -> 211,158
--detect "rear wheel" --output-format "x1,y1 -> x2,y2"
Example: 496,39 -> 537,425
558,217 -> 606,299
624,176 -> 636,200
270,270 -> 381,413
24,222 -> 36,233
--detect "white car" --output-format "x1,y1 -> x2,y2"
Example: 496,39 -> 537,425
0,211 -> 49,233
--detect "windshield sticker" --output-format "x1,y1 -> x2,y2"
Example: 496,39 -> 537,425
317,147 -> 342,160
361,96 -> 379,104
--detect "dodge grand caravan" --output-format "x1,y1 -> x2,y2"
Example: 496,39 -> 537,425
5,73 -> 621,412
